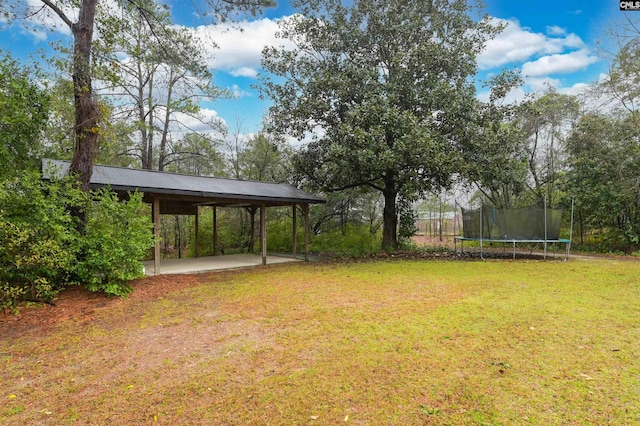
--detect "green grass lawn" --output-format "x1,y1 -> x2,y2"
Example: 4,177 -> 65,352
2,258 -> 640,425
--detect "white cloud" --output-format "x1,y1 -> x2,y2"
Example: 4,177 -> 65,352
558,82 -> 590,96
478,76 -> 591,105
479,18 -> 586,69
190,16 -> 297,78
170,107 -> 226,137
229,67 -> 259,78
521,49 -> 598,77
525,77 -> 562,92
546,25 -> 566,36
229,84 -> 252,98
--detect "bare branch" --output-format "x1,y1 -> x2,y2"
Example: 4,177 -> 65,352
40,0 -> 73,29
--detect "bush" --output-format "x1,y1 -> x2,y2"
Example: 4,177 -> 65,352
73,189 -> 155,297
0,170 -> 155,312
398,197 -> 418,243
310,224 -> 382,256
0,171 -> 77,311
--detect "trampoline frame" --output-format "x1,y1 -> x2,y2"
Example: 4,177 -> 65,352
454,198 -> 574,261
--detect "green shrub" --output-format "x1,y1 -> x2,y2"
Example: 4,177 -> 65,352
73,189 -> 155,297
266,218 -> 305,253
310,224 -> 382,256
0,171 -> 77,311
0,170 -> 156,311
398,197 -> 418,243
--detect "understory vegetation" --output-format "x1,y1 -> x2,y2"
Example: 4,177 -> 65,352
2,259 -> 639,424
0,171 -> 154,311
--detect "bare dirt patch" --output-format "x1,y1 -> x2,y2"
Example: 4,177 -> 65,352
0,272 -> 220,338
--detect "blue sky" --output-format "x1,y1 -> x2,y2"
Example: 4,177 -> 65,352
0,1 -> 627,137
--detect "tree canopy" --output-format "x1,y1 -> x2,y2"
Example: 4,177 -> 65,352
3,0 -> 275,190
0,53 -> 50,178
261,0 -> 503,248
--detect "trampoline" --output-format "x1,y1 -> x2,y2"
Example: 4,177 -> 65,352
454,199 -> 574,260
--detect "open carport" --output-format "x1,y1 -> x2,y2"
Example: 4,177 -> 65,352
43,159 -> 324,275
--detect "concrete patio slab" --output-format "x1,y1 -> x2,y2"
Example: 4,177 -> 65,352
142,254 -> 301,276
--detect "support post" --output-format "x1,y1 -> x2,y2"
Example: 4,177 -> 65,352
454,201 -> 458,256
292,204 -> 298,259
480,201 -> 484,260
194,206 -> 199,258
544,196 -> 548,260
260,203 -> 267,265
248,206 -> 257,254
213,206 -> 218,256
567,197 -> 575,261
303,203 -> 310,261
152,195 -> 161,275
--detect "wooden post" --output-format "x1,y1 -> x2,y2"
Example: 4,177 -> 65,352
303,203 -> 309,261
292,204 -> 297,259
249,206 -> 257,253
260,203 -> 267,265
213,206 -> 218,256
153,195 -> 161,275
194,206 -> 199,258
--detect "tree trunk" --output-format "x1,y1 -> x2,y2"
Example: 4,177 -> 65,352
69,0 -> 99,192
146,72 -> 155,169
158,67 -> 175,172
382,187 -> 398,250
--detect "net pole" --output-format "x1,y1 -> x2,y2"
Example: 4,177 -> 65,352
439,196 -> 443,242
544,195 -> 548,260
480,199 -> 484,260
453,200 -> 457,256
453,200 -> 457,237
567,197 -> 575,260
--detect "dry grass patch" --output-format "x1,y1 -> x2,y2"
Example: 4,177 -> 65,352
2,258 -> 640,425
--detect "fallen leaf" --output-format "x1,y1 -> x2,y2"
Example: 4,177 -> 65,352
310,415 -> 319,420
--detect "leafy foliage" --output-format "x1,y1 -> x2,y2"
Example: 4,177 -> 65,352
0,52 -> 50,178
95,0 -> 228,171
0,171 -> 155,311
309,224 -> 382,256
262,0 -> 504,249
0,171 -> 77,311
397,197 -> 418,243
565,113 -> 640,247
74,189 -> 155,296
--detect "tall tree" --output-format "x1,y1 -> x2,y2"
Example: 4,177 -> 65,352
514,90 -> 580,205
565,113 -> 640,246
261,0 -> 503,249
95,0 -> 226,171
238,133 -> 291,182
460,71 -> 529,209
164,133 -> 226,176
0,52 -> 50,178
41,75 -> 135,167
593,15 -> 640,124
4,0 -> 275,190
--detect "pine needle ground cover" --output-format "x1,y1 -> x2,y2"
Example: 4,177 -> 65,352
2,258 -> 639,424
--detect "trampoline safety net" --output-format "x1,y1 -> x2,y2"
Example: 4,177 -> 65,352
461,205 -> 564,240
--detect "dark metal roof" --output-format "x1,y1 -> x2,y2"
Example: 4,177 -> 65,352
42,159 -> 324,206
